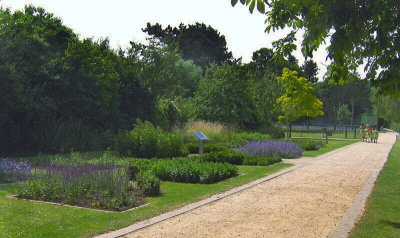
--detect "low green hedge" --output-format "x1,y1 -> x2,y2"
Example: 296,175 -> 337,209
243,156 -> 281,166
151,158 -> 238,184
136,171 -> 160,196
186,143 -> 228,154
200,149 -> 244,165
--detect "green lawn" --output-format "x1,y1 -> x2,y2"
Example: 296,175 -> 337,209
302,139 -> 358,157
0,163 -> 291,238
349,140 -> 400,238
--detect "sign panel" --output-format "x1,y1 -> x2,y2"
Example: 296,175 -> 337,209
193,132 -> 208,140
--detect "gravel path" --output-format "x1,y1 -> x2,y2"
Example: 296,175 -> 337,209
124,132 -> 397,238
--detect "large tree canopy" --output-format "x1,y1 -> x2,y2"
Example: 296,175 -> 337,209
143,22 -> 233,69
232,0 -> 400,96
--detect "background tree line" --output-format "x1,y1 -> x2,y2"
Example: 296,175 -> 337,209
0,6 -> 381,156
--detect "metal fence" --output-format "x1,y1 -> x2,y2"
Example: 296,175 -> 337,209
281,124 -> 361,139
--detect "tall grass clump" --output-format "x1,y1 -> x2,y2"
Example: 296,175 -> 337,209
238,140 -> 304,159
17,163 -> 145,211
182,121 -> 234,142
115,121 -> 188,158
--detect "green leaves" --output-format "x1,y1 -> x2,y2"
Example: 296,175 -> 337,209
232,0 -> 266,14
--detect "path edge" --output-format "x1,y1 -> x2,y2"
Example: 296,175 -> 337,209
94,163 -> 304,238
329,132 -> 399,238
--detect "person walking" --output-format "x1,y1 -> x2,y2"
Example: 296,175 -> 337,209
373,128 -> 379,143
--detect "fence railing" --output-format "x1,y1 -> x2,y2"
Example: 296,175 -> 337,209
282,124 -> 361,139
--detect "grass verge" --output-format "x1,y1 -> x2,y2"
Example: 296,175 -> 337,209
349,140 -> 400,238
302,139 -> 358,157
0,163 -> 291,238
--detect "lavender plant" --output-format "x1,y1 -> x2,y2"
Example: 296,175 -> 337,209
238,140 -> 304,159
0,159 -> 31,183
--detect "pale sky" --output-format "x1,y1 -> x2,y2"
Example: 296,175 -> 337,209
1,0 -> 330,79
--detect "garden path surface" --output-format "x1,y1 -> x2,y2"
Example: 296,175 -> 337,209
123,132 -> 397,238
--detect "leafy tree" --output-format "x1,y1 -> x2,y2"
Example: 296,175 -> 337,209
315,80 -> 371,126
336,104 -> 351,126
194,63 -> 260,129
276,68 -> 324,138
370,87 -> 400,130
231,0 -> 400,96
143,22 -> 233,69
302,60 -> 319,84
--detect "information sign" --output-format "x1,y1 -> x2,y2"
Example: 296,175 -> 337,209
193,132 -> 208,140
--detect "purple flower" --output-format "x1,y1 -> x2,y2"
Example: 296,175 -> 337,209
0,159 -> 32,182
238,140 -> 304,159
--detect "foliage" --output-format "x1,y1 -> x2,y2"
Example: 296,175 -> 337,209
238,140 -> 304,159
232,0 -> 400,96
336,104 -> 352,125
315,80 -> 371,125
17,164 -> 145,211
186,142 -> 228,154
266,125 -> 286,139
242,156 -> 281,166
302,60 -> 319,84
182,121 -> 234,143
0,159 -> 31,183
151,158 -> 238,184
114,121 -> 188,158
289,139 -> 325,151
227,132 -> 271,147
277,68 -> 323,137
136,171 -> 160,196
371,87 -> 400,128
200,150 -> 245,165
194,63 -> 260,129
143,22 -> 233,69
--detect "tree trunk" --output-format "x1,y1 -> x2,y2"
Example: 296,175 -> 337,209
288,123 -> 292,138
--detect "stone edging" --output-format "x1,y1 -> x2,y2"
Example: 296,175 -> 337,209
329,133 -> 399,238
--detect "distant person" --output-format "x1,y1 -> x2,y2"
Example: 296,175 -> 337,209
366,125 -> 372,143
373,128 -> 379,143
360,127 -> 366,142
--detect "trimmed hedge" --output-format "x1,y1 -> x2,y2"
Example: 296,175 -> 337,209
200,149 -> 244,165
186,143 -> 227,154
243,156 -> 281,166
151,158 -> 238,184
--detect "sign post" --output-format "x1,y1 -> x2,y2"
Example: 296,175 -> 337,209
193,132 -> 208,154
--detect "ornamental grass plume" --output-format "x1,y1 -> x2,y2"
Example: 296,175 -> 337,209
237,140 -> 304,159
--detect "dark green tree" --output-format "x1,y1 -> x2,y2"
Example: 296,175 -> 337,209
302,60 -> 319,84
143,22 -> 233,69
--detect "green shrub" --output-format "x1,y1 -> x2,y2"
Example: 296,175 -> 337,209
227,132 -> 271,147
200,149 -> 244,165
267,125 -> 285,139
243,156 -> 281,166
114,121 -> 188,158
151,158 -> 237,184
186,142 -> 227,154
291,139 -> 325,151
136,172 -> 160,196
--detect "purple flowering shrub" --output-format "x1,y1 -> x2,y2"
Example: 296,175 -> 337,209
17,163 -> 145,211
0,159 -> 31,183
238,140 -> 304,159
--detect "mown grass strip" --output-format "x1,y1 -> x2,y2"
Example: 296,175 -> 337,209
349,140 -> 400,238
0,163 -> 291,238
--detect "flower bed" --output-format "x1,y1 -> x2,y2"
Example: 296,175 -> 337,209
17,163 -> 145,211
0,159 -> 31,183
238,140 -> 304,159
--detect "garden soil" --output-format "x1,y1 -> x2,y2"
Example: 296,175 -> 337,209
124,132 -> 397,238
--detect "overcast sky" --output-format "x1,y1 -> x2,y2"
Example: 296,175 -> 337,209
1,0 -> 330,79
